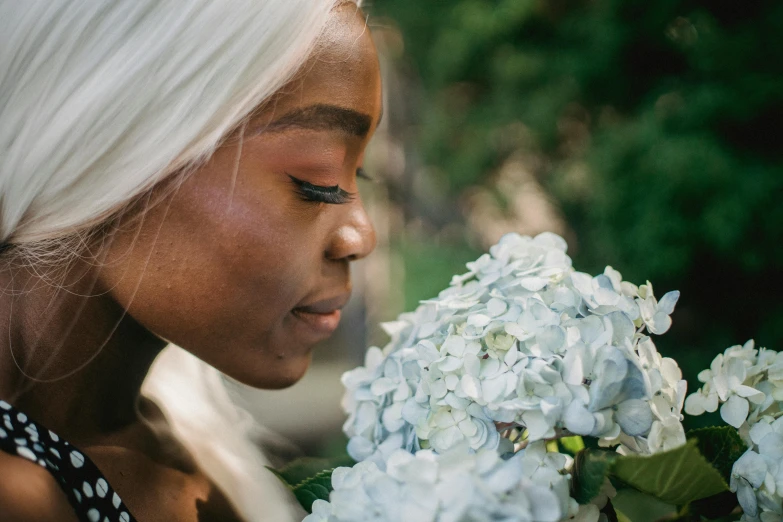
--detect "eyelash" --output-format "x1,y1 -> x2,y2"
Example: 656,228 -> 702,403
288,168 -> 371,205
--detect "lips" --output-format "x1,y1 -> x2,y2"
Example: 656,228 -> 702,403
291,292 -> 351,337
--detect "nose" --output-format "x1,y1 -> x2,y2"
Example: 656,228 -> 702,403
325,200 -> 376,262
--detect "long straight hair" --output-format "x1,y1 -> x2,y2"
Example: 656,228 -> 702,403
0,1 -> 357,520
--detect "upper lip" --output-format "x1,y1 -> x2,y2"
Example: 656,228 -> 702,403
294,292 -> 351,314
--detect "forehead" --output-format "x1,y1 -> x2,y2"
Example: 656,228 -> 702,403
261,6 -> 381,126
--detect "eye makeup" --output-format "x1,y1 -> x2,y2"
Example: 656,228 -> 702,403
288,174 -> 356,205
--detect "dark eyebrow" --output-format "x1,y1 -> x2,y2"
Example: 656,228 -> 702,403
261,103 -> 373,137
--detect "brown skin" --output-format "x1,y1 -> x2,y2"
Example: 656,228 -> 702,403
0,5 -> 380,522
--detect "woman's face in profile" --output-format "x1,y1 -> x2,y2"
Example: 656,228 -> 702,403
98,5 -> 381,388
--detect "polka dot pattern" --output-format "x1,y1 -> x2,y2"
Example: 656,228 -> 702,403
0,400 -> 138,522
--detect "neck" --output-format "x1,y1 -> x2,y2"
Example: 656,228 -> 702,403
0,256 -> 167,445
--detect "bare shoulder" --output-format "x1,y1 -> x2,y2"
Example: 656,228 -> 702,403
0,451 -> 79,522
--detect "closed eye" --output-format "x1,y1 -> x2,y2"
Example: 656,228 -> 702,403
288,174 -> 355,205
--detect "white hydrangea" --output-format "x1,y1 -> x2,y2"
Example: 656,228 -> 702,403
686,341 -> 783,521
342,232 -> 686,464
303,444 -> 572,522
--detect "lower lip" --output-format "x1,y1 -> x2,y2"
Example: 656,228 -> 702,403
291,308 -> 342,336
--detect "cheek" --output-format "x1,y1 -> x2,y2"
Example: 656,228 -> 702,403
100,164 -> 322,356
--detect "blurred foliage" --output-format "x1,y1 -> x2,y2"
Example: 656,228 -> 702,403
395,235 -> 481,311
371,0 -> 783,422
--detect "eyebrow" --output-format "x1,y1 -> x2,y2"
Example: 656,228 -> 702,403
261,103 -> 375,137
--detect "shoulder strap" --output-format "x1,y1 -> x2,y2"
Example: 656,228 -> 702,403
0,400 -> 138,522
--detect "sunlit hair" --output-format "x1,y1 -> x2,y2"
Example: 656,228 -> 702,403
0,1 -> 359,520
0,0 -> 346,248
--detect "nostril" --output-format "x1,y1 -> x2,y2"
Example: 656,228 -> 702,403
326,226 -> 362,261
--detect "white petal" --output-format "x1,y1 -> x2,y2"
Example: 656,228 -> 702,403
487,298 -> 508,317
382,403 -> 406,432
479,357 -> 503,379
571,272 -> 594,297
418,321 -> 440,339
469,314 -> 492,329
504,322 -> 532,340
638,296 -> 657,322
703,392 -> 719,412
520,276 -> 548,291
346,436 -> 376,461
528,486 -> 564,522
615,399 -> 653,436
564,401 -> 596,435
402,399 -> 429,425
457,418 -> 478,437
759,433 -> 783,460
562,344 -> 587,386
482,376 -> 508,403
430,425 -> 463,453
657,290 -> 680,315
523,410 -> 554,440
430,379 -> 448,399
735,479 -> 758,517
441,336 -> 466,357
370,377 -> 398,397
463,354 -> 481,377
437,356 -> 463,373
311,499 -> 333,517
537,325 -> 566,354
647,311 -> 673,335
735,385 -> 766,404
393,382 -> 411,401
604,311 -> 635,344
713,374 -> 730,401
733,450 -> 767,489
460,375 -> 482,400
750,422 -> 773,446
721,395 -> 750,428
660,358 -> 682,384
443,392 -> 468,412
684,393 -> 706,416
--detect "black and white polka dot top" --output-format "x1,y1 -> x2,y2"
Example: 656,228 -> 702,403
0,400 -> 139,522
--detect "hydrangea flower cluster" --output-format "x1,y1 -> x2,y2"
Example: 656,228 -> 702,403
304,233 -> 688,521
303,443 -> 573,522
342,233 -> 686,466
685,341 -> 783,521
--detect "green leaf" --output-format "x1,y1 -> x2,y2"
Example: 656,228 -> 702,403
687,426 -> 747,483
611,489 -> 677,522
611,439 -> 728,505
292,470 -> 335,513
573,440 -> 729,506
572,448 -> 617,504
268,455 -> 356,513
270,455 -> 355,488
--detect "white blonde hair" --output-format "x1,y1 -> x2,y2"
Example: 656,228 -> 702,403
0,1 -> 359,520
0,0 -> 346,246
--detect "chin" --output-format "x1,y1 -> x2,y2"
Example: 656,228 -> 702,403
228,353 -> 313,390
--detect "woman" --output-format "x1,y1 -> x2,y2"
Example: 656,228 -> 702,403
0,0 -> 381,520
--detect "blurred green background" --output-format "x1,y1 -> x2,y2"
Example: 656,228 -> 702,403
246,0 -> 783,452
367,0 -> 783,427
